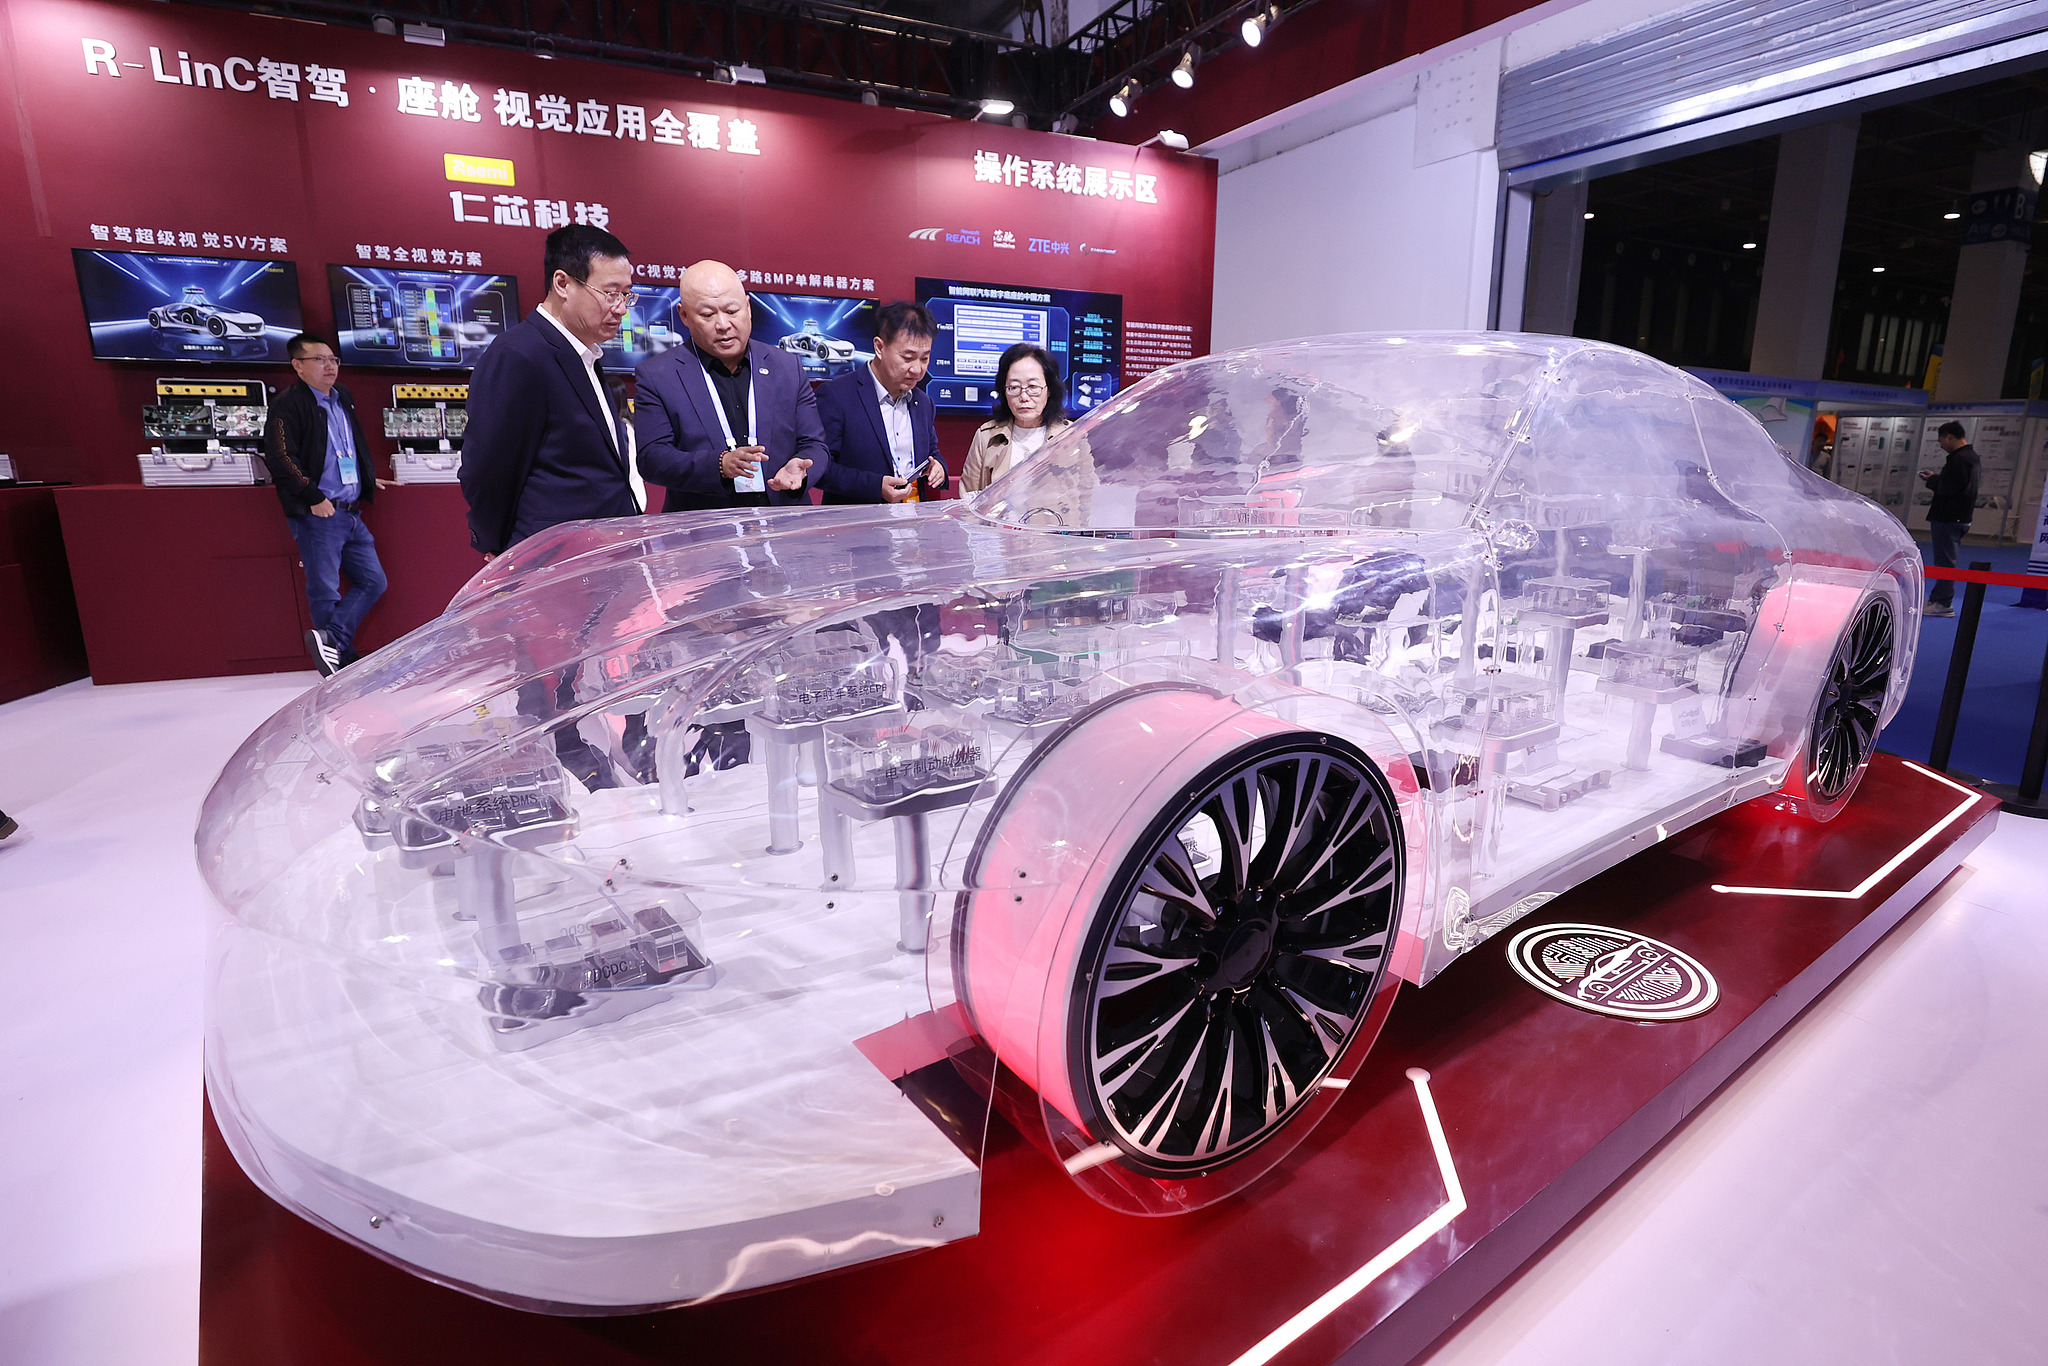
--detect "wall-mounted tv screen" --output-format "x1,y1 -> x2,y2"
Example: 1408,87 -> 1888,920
327,265 -> 519,369
603,285 -> 686,370
74,249 -> 303,363
752,292 -> 879,380
915,277 -> 1122,415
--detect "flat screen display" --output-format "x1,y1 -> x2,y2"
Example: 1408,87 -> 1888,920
915,277 -> 1122,415
74,249 -> 304,363
752,293 -> 878,380
327,265 -> 519,369
603,285 -> 687,370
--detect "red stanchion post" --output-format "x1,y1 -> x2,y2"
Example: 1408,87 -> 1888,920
1927,561 -> 1992,774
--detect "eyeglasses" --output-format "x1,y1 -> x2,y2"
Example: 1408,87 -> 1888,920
296,354 -> 340,366
1004,381 -> 1047,396
569,276 -> 644,311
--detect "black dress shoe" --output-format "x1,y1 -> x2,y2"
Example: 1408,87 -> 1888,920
0,811 -> 18,842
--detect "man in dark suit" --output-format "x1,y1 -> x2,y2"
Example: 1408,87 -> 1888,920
815,300 -> 949,505
264,332 -> 389,675
460,224 -> 645,788
634,260 -> 826,513
460,224 -> 642,559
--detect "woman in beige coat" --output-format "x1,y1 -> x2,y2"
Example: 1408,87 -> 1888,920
960,343 -> 1073,494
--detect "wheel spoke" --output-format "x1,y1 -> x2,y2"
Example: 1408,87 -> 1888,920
1098,937 -> 1202,998
1134,835 -> 1220,927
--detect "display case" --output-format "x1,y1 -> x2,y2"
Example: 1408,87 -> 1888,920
382,383 -> 468,484
137,377 -> 270,486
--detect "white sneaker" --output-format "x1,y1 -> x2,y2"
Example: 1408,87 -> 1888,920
305,628 -> 342,676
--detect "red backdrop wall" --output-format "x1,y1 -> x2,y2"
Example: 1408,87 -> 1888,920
0,0 -> 1218,487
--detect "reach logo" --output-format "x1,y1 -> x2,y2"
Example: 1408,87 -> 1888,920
1505,923 -> 1719,1021
907,226 -> 982,246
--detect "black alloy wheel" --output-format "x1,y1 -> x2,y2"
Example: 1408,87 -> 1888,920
1069,733 -> 1401,1175
1808,596 -> 1894,803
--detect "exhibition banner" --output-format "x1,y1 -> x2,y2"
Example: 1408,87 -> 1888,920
0,0 -> 1217,484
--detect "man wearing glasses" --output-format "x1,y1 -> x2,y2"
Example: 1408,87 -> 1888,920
461,224 -> 644,561
264,332 -> 389,676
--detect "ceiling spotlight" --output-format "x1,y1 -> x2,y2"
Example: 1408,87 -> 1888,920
729,62 -> 767,85
1583,211 -> 1595,220
1172,46 -> 1198,88
1943,203 -> 1961,220
1872,265 -> 1886,273
980,97 -> 1015,117
1109,79 -> 1138,117
370,14 -> 397,35
860,89 -> 879,107
1742,241 -> 1757,249
1242,3 -> 1281,47
532,36 -> 555,59
1140,129 -> 1190,150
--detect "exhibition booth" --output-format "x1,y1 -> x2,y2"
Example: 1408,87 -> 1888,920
2,1 -> 2046,1365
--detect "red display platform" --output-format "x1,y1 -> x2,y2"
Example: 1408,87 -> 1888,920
55,484 -> 481,685
198,753 -> 1998,1366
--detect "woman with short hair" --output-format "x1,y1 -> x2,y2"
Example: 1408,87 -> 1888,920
960,343 -> 1072,494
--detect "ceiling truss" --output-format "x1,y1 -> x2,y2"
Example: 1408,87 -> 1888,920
179,0 -> 1319,128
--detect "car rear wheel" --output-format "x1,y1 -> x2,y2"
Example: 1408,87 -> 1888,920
1790,594 -> 1895,821
958,688 -> 1404,1181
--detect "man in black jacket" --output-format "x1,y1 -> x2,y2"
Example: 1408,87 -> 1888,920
263,333 -> 388,674
460,224 -> 641,559
1920,420 -> 1981,617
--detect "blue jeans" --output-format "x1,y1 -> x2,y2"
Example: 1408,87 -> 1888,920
1927,520 -> 1968,606
287,507 -> 387,654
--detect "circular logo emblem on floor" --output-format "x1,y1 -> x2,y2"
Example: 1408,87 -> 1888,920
1505,923 -> 1719,1021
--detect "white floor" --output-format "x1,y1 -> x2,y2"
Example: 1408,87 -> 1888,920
0,675 -> 2043,1366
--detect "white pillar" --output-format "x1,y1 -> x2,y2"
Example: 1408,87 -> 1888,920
1522,180 -> 1588,336
1750,117 -> 1860,379
1935,146 -> 2035,402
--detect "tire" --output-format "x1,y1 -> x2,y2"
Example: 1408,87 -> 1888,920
1787,593 -> 1896,821
148,311 -> 163,330
208,315 -> 228,338
959,687 -> 1405,1180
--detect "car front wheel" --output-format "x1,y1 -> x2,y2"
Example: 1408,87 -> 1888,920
957,687 -> 1405,1192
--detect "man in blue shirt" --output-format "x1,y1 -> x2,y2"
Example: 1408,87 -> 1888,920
262,333 -> 388,675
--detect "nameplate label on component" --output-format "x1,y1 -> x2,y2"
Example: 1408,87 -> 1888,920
157,382 -> 261,398
392,385 -> 469,401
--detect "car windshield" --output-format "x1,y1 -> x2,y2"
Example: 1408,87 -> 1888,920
973,334 -> 1571,534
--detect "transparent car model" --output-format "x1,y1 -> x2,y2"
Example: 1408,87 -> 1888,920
198,334 -> 1918,1313
148,285 -> 265,339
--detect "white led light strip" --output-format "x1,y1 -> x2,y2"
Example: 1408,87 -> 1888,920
1711,761 -> 1986,899
1225,1068 -> 1466,1366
